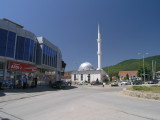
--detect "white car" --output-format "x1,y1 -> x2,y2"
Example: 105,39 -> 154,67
121,80 -> 132,85
77,81 -> 84,85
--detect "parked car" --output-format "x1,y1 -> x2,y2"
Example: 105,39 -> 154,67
111,82 -> 119,87
133,80 -> 143,85
91,81 -> 97,85
148,79 -> 159,84
121,80 -> 132,85
52,80 -> 67,89
91,81 -> 102,85
77,81 -> 84,85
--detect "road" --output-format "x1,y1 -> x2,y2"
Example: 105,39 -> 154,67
0,85 -> 160,120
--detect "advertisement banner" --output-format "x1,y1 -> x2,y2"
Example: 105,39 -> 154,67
8,61 -> 37,72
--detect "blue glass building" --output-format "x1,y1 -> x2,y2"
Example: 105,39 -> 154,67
0,18 -> 65,86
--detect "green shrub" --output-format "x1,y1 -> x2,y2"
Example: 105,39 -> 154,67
151,85 -> 160,88
129,85 -> 160,93
132,86 -> 151,91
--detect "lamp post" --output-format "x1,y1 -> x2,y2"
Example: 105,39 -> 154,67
138,53 -> 148,84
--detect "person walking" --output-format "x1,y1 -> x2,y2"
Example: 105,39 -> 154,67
34,77 -> 37,88
22,75 -> 27,89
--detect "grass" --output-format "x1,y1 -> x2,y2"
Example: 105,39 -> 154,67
128,85 -> 160,93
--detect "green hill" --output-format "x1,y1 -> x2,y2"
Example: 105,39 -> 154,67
103,55 -> 160,77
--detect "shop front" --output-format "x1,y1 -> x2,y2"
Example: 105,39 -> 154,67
6,61 -> 37,88
36,67 -> 57,86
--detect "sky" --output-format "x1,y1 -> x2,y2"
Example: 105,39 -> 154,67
0,0 -> 160,71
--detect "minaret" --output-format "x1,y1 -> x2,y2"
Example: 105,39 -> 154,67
97,24 -> 102,70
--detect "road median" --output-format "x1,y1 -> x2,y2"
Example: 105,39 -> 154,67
123,88 -> 160,100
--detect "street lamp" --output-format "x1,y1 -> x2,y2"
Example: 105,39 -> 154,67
138,52 -> 149,84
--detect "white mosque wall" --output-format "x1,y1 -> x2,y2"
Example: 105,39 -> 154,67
71,70 -> 107,83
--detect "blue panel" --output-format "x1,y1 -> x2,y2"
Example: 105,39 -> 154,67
55,51 -> 57,68
6,31 -> 16,58
49,47 -> 51,66
15,36 -> 25,60
45,45 -> 47,65
53,51 -> 56,67
23,38 -> 30,61
42,45 -> 45,64
33,42 -> 36,63
47,46 -> 49,66
51,50 -> 54,67
29,40 -> 34,62
0,28 -> 8,56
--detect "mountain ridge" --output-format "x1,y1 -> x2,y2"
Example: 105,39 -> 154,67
103,55 -> 160,77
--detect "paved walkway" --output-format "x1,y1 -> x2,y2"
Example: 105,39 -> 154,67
0,85 -> 112,103
0,86 -> 54,103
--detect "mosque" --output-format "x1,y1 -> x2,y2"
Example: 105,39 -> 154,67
71,25 -> 108,83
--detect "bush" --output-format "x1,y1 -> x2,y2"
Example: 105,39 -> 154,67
151,85 -> 160,88
132,86 -> 151,91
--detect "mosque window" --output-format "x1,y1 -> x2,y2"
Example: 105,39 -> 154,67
74,74 -> 76,80
81,74 -> 83,81
88,74 -> 90,82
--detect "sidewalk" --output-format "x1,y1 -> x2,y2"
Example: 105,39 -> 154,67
0,86 -> 54,103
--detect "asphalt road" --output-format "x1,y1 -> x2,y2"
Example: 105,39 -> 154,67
0,85 -> 160,120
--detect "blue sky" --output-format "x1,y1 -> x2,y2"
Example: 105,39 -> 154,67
1,0 -> 160,71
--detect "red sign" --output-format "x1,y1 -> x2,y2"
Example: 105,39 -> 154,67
8,61 -> 37,72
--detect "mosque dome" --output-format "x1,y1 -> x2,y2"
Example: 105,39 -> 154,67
78,62 -> 94,71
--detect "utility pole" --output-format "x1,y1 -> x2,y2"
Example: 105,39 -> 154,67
138,53 -> 148,84
152,60 -> 156,80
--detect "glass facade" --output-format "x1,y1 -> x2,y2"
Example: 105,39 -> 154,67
42,45 -> 57,68
0,20 -> 64,87
15,36 -> 37,62
0,27 -> 61,80
0,28 -> 37,63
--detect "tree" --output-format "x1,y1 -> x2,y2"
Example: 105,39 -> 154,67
137,67 -> 151,81
126,74 -> 129,80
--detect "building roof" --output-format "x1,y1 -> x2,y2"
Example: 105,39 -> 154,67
2,18 -> 24,28
119,71 -> 138,76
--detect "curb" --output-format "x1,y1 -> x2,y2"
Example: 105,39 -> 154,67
123,88 -> 160,100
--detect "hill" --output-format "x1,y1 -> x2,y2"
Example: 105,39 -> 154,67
103,55 -> 160,77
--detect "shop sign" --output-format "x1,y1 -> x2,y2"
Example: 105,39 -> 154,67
8,62 -> 37,72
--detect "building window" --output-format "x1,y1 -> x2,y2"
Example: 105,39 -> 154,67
88,74 -> 90,82
0,28 -> 8,56
15,36 -> 36,63
81,74 -> 83,81
74,74 -> 76,80
6,31 -> 16,58
23,38 -> 30,61
42,45 -> 57,68
15,36 -> 25,60
33,42 -> 37,63
29,40 -> 34,62
42,45 -> 46,64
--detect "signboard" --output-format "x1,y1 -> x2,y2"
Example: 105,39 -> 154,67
8,61 -> 37,72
